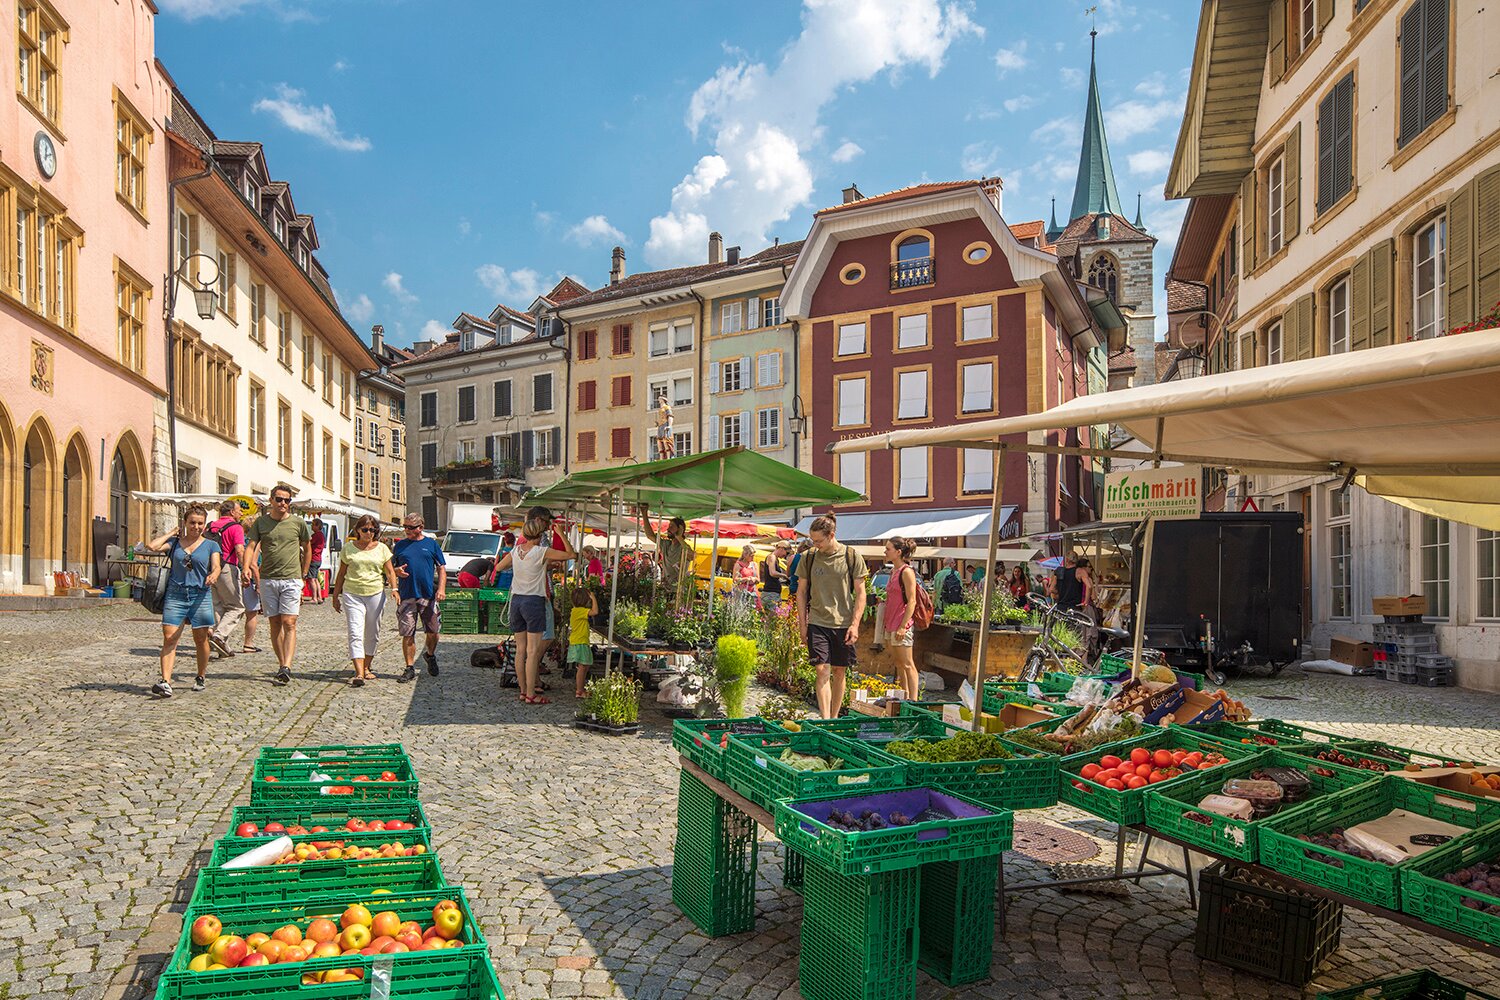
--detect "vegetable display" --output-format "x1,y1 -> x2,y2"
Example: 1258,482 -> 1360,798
883,731 -> 1014,769
1436,855 -> 1500,912
821,807 -> 951,832
1310,748 -> 1394,772
1074,746 -> 1231,791
778,748 -> 870,784
1000,710 -> 1144,757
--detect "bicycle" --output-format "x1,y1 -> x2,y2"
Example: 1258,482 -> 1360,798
1017,593 -> 1100,682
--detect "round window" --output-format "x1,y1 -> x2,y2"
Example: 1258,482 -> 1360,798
964,242 -> 991,264
840,264 -> 866,285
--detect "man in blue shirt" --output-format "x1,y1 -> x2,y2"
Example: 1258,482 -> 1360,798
393,511 -> 445,683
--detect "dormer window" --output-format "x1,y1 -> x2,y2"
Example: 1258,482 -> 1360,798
273,215 -> 286,244
1097,216 -> 1111,239
498,325 -> 512,346
891,230 -> 935,289
297,245 -> 308,270
243,174 -> 257,209
460,330 -> 475,352
897,235 -> 931,261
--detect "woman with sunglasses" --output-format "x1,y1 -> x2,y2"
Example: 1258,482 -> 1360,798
331,514 -> 398,686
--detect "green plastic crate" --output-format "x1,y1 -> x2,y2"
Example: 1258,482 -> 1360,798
859,714 -> 1059,811
671,718 -> 788,780
156,947 -> 504,1000
1286,741 -> 1453,773
1400,819 -> 1500,947
798,862 -> 919,1000
1142,749 -> 1378,862
441,589 -> 479,602
1258,776 -> 1500,910
994,712 -> 1160,766
800,715 -> 929,742
775,784 -> 1012,876
1317,970 -> 1500,1000
160,886 -> 487,1000
1056,731 -> 1256,826
784,847 -> 805,892
981,687 -> 1079,716
722,729 -> 908,810
191,852 -> 446,908
250,756 -> 420,804
209,826 -> 433,866
1183,719 -> 1370,749
256,743 -> 412,767
896,700 -> 964,721
918,854 -> 998,986
480,600 -> 512,635
672,770 -> 758,936
226,800 -> 430,840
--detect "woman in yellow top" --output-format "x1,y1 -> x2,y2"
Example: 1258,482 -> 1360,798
331,515 -> 399,687
569,587 -> 598,699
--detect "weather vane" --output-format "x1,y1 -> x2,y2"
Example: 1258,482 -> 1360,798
1086,5 -> 1098,33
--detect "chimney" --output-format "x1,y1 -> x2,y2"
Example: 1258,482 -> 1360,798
609,246 -> 626,285
370,324 -> 384,358
726,245 -> 741,266
412,340 -> 435,356
708,231 -> 723,264
842,183 -> 863,205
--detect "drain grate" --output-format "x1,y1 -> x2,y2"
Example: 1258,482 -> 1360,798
1047,862 -> 1132,895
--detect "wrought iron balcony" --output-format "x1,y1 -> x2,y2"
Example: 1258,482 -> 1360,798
891,256 -> 935,289
433,461 -> 495,484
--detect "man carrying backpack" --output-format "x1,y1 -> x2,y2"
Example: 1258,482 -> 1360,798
932,557 -> 962,612
797,515 -> 867,719
207,499 -> 247,658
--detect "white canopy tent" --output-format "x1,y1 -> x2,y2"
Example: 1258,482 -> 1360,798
793,506 -> 1020,541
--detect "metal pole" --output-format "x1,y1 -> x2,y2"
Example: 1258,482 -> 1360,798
1131,420 -> 1167,678
970,444 -> 1007,732
604,493 -> 622,675
706,456 -> 726,621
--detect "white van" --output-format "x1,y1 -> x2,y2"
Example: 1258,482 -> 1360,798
439,503 -> 504,584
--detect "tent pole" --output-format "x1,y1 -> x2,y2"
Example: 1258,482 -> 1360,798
1131,419 -> 1167,679
970,444 -> 1007,732
604,493 -> 622,676
706,457 -> 726,621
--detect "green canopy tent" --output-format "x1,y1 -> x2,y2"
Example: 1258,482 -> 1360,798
524,446 -> 863,671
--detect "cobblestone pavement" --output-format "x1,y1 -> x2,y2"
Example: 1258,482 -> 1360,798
2,603 -> 1499,1000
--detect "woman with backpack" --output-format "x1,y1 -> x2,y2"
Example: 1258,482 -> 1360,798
883,537 -> 928,700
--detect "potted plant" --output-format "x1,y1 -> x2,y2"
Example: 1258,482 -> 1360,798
576,672 -> 642,735
715,634 -> 756,720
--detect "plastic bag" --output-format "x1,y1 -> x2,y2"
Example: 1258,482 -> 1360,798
1065,677 -> 1111,708
1081,707 -> 1132,736
655,677 -> 698,707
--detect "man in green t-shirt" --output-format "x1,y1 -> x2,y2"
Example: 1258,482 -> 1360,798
796,514 -> 868,719
243,483 -> 312,685
642,508 -> 693,608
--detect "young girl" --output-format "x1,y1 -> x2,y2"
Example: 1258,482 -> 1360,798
883,537 -> 920,700
569,587 -> 598,699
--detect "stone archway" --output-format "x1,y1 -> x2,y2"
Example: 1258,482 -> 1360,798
110,431 -> 149,549
22,417 -> 58,587
61,434 -> 92,575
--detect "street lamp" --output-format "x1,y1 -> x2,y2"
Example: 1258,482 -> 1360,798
1176,348 -> 1206,379
175,251 -> 219,320
789,395 -> 809,437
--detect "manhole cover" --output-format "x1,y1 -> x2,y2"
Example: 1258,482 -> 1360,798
1047,862 -> 1132,896
1011,820 -> 1100,864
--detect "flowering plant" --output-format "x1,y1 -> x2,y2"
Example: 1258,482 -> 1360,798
1451,300 -> 1500,336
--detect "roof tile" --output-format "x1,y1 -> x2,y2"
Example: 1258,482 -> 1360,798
815,180 -> 984,216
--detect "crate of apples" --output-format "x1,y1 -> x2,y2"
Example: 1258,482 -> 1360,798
1075,746 -> 1232,792
231,816 -> 420,839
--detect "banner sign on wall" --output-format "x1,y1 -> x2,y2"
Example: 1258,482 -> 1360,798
1103,466 -> 1203,521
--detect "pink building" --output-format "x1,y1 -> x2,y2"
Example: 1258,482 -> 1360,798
0,0 -> 171,591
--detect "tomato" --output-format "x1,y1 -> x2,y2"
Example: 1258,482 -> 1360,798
1171,751 -> 1188,765
1080,764 -> 1102,780
1104,778 -> 1125,790
1097,768 -> 1120,783
1100,755 -> 1123,770
380,771 -> 398,782
1184,752 -> 1204,767
1153,750 -> 1175,768
1135,764 -> 1153,779
1129,748 -> 1151,766
1147,770 -> 1171,784
1125,776 -> 1148,789
1072,781 -> 1087,791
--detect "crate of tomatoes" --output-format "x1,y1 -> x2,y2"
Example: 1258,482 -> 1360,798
1058,732 -> 1256,826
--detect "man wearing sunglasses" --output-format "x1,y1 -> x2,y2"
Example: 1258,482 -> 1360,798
392,512 -> 444,682
243,484 -> 313,685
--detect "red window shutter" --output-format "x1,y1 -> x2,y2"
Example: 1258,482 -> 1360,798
578,431 -> 595,461
580,329 -> 596,360
621,375 -> 632,406
612,427 -> 630,458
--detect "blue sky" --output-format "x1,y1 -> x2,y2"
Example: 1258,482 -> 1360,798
156,0 -> 1197,347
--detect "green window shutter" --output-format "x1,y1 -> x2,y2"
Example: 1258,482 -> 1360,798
1240,172 -> 1258,275
1446,180 -> 1476,329
1296,294 -> 1315,359
1368,239 -> 1394,346
1350,254 -> 1372,351
1283,123 -> 1301,243
1269,0 -> 1287,84
1474,165 -> 1500,322
1420,0 -> 1449,129
1240,332 -> 1256,368
1282,303 -> 1299,363
1318,0 -> 1336,30
1397,2 -> 1424,146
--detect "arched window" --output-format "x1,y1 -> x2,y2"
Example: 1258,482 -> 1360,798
1088,254 -> 1119,302
896,234 -> 931,261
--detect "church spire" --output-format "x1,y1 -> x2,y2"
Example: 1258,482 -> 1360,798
1068,29 -> 1124,223
1046,197 -> 1062,241
1134,192 -> 1145,230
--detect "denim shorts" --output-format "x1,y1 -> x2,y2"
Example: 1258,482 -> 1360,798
509,594 -> 550,634
162,585 -> 215,629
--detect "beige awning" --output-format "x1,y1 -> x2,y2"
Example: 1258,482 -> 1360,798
831,330 -> 1500,528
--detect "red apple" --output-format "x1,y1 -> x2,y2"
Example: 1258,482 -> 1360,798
432,901 -> 462,940
310,941 -> 342,960
370,911 -> 401,939
421,937 -> 447,951
279,945 -> 308,963
367,820 -> 386,832
271,924 -> 302,946
345,819 -> 367,832
257,939 -> 285,962
381,941 -> 409,954
238,953 -> 269,967
208,935 -> 248,967
340,905 -> 373,930
369,936 -> 394,953
190,915 -> 222,947
263,822 -> 286,834
395,930 -> 422,950
305,918 -> 338,944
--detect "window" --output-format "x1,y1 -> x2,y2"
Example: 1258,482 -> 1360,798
961,362 -> 994,414
1328,487 -> 1352,619
756,352 -> 782,388
897,313 -> 928,350
174,209 -> 199,278
418,391 -> 437,428
368,465 -> 380,498
896,369 -> 928,420
302,418 -> 314,480
391,470 -> 402,501
836,376 -> 866,427
610,375 -> 632,407
1316,73 -> 1355,214
390,428 -> 401,459
962,449 -> 993,494
962,304 -> 993,342
721,301 -> 743,334
171,329 -> 237,436
420,441 -> 437,479
893,235 -> 934,288
897,448 -> 929,499
1328,279 -> 1350,354
1479,529 -> 1500,620
249,280 -> 267,345
277,310 -> 293,368
354,414 -> 364,446
897,234 -> 931,260
533,428 -> 558,466
611,324 -> 632,356
649,324 -> 670,357
1413,215 -> 1445,340
115,262 -> 149,373
493,379 -> 512,418
533,373 -> 554,412
247,381 -> 266,454
340,444 -> 350,498
341,371 -> 351,416
757,408 -> 781,449
672,375 -> 693,406
273,214 -> 286,245
1087,255 -> 1119,301
1267,155 -> 1286,255
216,250 -> 237,321
714,358 -> 745,394
721,413 -> 745,448
322,432 -> 334,489
457,385 -> 476,423
322,352 -> 334,403
578,328 -> 597,360
673,431 -> 693,457
354,461 -> 365,495
277,398 -> 292,468
837,322 -> 867,356
1267,320 -> 1284,365
1398,0 -> 1450,149
673,319 -> 694,353
1290,0 -> 1317,59
243,173 -> 258,209
763,297 -> 784,327
577,430 -> 597,462
115,92 -> 150,216
610,427 -> 631,459
1419,515 -> 1451,619
837,453 -> 866,497
367,418 -> 380,451
17,0 -> 63,124
460,329 -> 475,352
577,380 -> 597,411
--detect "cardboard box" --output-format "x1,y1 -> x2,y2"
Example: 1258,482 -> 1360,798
1372,594 -> 1428,616
1392,765 -> 1500,800
1163,688 -> 1229,726
1329,636 -> 1377,668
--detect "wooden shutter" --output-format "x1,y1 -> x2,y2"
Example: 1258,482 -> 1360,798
1333,75 -> 1354,207
1281,304 -> 1299,363
1240,331 -> 1256,368
483,435 -> 494,460
1397,2 -> 1423,146
1447,180 -> 1476,329
578,431 -> 594,462
1268,0 -> 1287,84
747,297 -> 760,329
708,361 -> 721,394
1350,253 -> 1371,350
1240,172 -> 1258,275
521,430 -> 534,467
1475,166 -> 1500,322
1368,239 -> 1394,346
1295,294 -> 1314,358
1283,123 -> 1301,243
1421,0 -> 1448,129
1318,0 -> 1335,29
740,412 -> 752,448
549,428 -> 561,465
1316,88 -> 1337,215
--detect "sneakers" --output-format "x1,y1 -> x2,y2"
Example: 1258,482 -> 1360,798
151,680 -> 173,698
273,667 -> 291,686
193,675 -> 206,692
424,651 -> 439,676
398,665 -> 417,683
208,634 -> 234,658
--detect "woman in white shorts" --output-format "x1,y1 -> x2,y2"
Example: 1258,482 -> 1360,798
331,515 -> 398,686
883,537 -> 920,700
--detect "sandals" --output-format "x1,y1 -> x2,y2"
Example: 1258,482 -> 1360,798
350,677 -> 365,687
520,694 -> 552,705
240,646 -> 262,653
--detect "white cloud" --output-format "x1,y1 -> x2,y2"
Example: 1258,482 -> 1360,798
475,264 -> 547,302
646,0 -> 982,266
458,218 -> 471,237
830,141 -> 864,164
1059,66 -> 1085,88
331,58 -> 349,73
383,272 -> 416,304
1003,95 -> 1038,113
1031,116 -> 1081,148
1134,71 -> 1168,98
533,210 -> 557,232
1127,149 -> 1171,177
1104,98 -> 1181,143
252,84 -> 371,152
1094,0 -> 1138,36
418,320 -> 452,343
993,42 -> 1028,75
566,215 -> 628,248
156,0 -> 258,18
960,141 -> 1001,176
343,292 -> 374,323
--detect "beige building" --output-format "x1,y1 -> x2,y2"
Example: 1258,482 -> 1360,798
1167,0 -> 1500,688
354,325 -> 406,524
